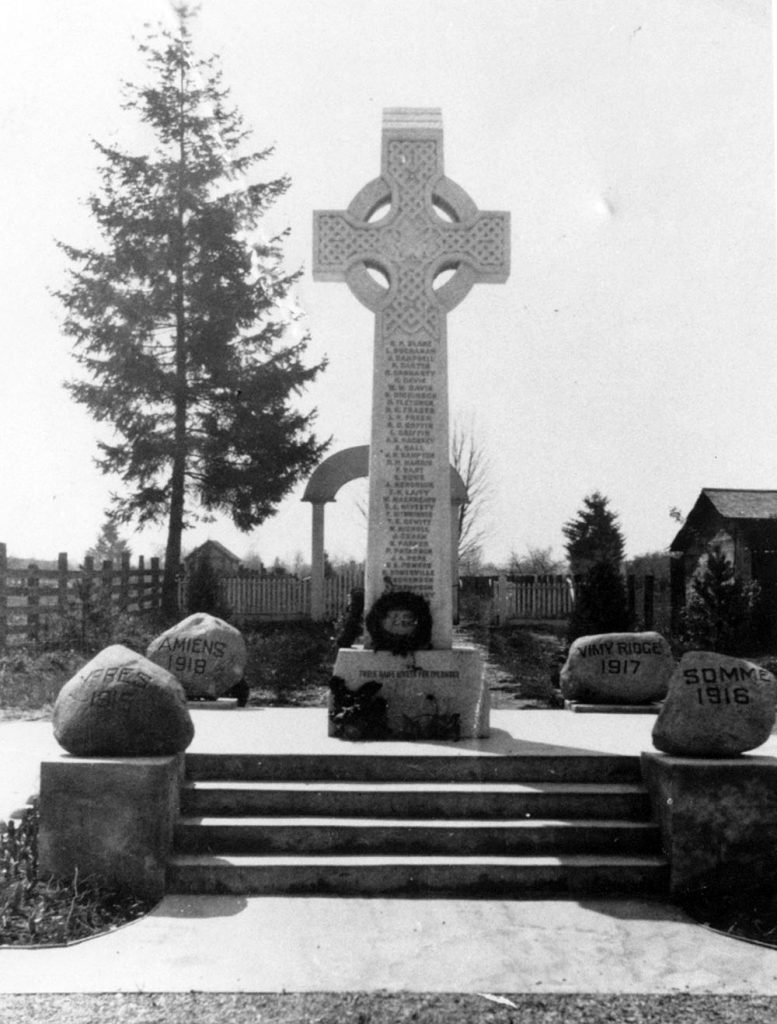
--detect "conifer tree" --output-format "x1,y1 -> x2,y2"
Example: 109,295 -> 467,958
85,517 -> 132,565
56,6 -> 328,619
563,492 -> 628,642
562,492 -> 625,573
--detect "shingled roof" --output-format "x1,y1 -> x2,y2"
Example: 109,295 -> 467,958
702,489 -> 777,520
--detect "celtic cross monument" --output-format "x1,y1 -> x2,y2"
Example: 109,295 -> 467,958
314,108 -> 510,739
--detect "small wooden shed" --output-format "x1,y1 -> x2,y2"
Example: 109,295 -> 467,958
670,488 -> 777,638
184,540 -> 242,577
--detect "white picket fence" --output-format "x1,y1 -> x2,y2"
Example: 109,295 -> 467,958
220,570 -> 363,623
499,575 -> 575,622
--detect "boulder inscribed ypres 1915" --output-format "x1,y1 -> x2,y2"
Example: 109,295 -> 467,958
53,644 -> 194,757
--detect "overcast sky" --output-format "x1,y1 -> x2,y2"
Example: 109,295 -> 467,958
0,0 -> 773,568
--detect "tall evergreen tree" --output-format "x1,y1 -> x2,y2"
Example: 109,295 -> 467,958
562,491 -> 625,573
563,492 -> 628,642
56,6 -> 328,619
85,517 -> 132,565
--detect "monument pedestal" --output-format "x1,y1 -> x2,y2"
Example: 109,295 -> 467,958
330,646 -> 490,740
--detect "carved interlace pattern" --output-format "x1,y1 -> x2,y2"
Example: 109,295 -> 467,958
315,137 -> 507,336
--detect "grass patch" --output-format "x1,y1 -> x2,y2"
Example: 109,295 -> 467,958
681,888 -> 777,949
462,623 -> 566,707
0,804 -> 154,947
0,611 -> 170,719
243,621 -> 338,706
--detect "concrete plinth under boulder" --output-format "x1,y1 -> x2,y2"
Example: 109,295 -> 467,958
641,752 -> 777,896
38,754 -> 183,899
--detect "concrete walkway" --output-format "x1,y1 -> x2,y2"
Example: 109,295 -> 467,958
1,707 -> 777,994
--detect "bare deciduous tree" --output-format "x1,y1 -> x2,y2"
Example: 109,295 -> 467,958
451,420 -> 490,572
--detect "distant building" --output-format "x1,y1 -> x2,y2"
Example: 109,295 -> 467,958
670,488 -> 777,638
183,540 -> 242,577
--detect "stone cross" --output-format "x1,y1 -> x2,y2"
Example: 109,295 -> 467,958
314,108 -> 510,648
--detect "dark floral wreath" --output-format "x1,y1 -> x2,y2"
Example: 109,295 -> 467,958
365,591 -> 433,655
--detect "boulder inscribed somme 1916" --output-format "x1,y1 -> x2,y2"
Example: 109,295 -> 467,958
652,651 -> 777,757
560,631 -> 675,705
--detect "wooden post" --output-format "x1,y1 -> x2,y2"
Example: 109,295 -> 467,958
627,574 -> 636,628
81,556 -> 95,646
57,553 -> 68,616
495,575 -> 509,626
119,551 -> 131,612
137,555 -> 146,611
670,555 -> 685,635
0,543 -> 7,648
27,564 -> 40,641
644,574 -> 655,630
150,557 -> 161,613
102,560 -> 113,616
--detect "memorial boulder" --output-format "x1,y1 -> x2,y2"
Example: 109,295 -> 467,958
146,613 -> 247,699
560,631 -> 674,705
53,645 -> 194,757
652,651 -> 777,757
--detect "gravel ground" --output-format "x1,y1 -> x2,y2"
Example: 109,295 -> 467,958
3,993 -> 777,1024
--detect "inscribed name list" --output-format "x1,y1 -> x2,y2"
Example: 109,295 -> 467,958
379,332 -> 439,596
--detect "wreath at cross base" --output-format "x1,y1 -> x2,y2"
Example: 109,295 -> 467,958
364,591 -> 433,655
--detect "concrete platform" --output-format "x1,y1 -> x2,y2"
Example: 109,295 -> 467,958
0,706 -> 694,823
2,708 -> 777,994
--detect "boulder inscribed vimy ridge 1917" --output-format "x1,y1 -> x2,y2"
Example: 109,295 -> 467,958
560,632 -> 674,705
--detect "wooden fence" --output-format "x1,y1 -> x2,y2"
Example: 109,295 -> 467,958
0,543 -> 364,644
462,573 -> 672,631
0,542 -> 672,645
222,570 -> 363,625
0,543 -> 164,646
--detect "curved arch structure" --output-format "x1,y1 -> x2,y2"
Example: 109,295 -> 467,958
302,444 -> 467,620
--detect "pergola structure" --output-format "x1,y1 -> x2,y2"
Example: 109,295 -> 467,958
302,444 -> 467,621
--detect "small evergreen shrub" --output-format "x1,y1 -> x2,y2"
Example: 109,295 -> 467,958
243,622 -> 337,705
567,561 -> 631,643
682,545 -> 760,655
185,559 -> 232,620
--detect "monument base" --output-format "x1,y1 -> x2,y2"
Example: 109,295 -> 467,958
565,701 -> 662,715
330,646 -> 490,741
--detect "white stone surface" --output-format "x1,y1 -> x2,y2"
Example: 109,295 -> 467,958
332,646 -> 490,738
314,109 -> 509,648
1,893 -> 777,994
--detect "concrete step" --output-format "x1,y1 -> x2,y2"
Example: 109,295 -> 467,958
166,852 -> 669,897
181,780 -> 652,820
185,752 -> 643,784
175,815 -> 662,856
